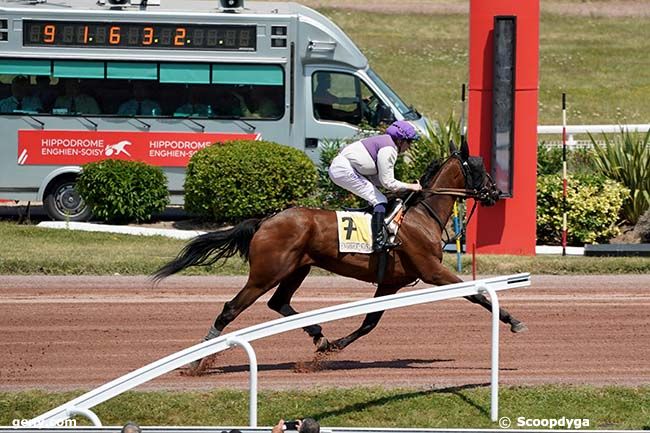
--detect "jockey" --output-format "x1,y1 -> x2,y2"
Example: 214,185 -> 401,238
328,120 -> 422,252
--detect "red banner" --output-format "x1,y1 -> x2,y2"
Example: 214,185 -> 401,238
17,130 -> 260,167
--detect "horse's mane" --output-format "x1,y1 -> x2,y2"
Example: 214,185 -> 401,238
392,158 -> 444,208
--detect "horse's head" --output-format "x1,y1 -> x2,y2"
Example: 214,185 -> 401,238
452,140 -> 500,206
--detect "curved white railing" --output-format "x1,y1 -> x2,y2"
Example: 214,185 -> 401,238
537,123 -> 650,147
28,274 -> 531,427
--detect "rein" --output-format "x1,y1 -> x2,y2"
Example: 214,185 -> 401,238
405,154 -> 492,249
418,194 -> 479,248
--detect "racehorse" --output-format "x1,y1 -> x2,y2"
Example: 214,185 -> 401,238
153,140 -> 527,364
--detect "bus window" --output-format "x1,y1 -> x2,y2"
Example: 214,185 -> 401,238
117,80 -> 161,116
312,71 -> 390,127
52,79 -> 102,115
0,75 -> 43,114
0,59 -> 285,119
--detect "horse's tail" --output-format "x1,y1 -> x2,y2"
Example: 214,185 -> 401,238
152,218 -> 261,282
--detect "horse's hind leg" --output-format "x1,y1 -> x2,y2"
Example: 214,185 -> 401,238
206,278 -> 276,340
321,283 -> 401,353
267,266 -> 329,351
186,279 -> 275,370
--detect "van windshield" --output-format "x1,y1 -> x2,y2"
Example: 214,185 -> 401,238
367,68 -> 420,121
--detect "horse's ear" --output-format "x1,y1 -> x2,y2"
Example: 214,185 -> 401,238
449,139 -> 458,154
460,138 -> 469,160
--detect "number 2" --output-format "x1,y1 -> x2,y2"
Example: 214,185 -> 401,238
174,28 -> 186,46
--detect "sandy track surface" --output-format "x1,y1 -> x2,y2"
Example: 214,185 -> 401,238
1,274 -> 649,391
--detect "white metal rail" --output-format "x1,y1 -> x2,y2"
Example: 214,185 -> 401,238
537,123 -> 650,147
28,274 -> 531,427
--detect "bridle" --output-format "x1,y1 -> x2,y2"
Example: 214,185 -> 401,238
407,153 -> 498,246
423,153 -> 497,201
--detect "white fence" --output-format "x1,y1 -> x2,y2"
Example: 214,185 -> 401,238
537,123 -> 650,147
28,274 -> 531,427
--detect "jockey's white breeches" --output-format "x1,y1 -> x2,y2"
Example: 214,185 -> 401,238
328,154 -> 387,206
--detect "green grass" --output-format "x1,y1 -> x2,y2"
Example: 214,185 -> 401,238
1,222 -> 649,275
317,10 -> 650,125
2,386 -> 650,428
0,222 -> 247,276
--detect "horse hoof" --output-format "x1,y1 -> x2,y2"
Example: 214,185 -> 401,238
511,322 -> 528,333
315,336 -> 330,352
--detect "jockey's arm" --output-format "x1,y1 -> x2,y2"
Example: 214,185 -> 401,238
376,147 -> 422,192
376,147 -> 411,191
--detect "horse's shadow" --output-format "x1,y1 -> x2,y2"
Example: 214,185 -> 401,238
198,358 -> 452,375
192,357 -> 517,375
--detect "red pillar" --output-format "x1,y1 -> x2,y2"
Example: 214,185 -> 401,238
465,0 -> 539,255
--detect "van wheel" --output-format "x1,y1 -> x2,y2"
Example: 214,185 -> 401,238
43,177 -> 92,221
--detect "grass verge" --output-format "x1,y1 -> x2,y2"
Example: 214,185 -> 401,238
2,386 -> 650,429
318,9 -> 650,125
1,222 -> 649,275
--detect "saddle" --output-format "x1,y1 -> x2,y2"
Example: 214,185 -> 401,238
342,199 -> 405,248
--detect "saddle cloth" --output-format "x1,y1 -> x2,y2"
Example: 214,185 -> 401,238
336,211 -> 373,254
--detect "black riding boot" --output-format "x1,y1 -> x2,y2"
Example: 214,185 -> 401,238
372,209 -> 401,252
371,210 -> 386,252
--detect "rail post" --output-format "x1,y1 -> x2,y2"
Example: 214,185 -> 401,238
226,337 -> 258,427
65,407 -> 101,426
478,284 -> 500,422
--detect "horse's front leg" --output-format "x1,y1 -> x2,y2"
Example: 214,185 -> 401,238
320,283 -> 402,353
464,293 -> 528,333
420,263 -> 527,333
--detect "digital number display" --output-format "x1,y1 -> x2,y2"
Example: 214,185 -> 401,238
23,20 -> 256,51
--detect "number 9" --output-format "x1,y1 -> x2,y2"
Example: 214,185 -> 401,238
43,25 -> 56,43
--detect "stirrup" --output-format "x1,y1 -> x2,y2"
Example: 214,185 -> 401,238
373,237 -> 400,252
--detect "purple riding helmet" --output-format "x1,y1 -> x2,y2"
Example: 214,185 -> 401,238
386,120 -> 419,142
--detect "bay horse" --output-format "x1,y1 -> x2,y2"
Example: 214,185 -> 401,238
153,140 -> 527,365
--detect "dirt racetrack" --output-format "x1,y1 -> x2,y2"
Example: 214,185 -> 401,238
1,274 -> 649,391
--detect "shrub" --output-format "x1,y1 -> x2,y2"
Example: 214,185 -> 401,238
537,174 -> 628,245
76,160 -> 169,223
396,116 -> 452,183
184,140 -> 317,221
537,142 -> 595,176
313,139 -> 364,210
588,128 -> 650,224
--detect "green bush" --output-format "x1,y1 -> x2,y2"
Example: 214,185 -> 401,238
76,160 -> 169,223
588,128 -> 650,224
537,174 -> 628,245
395,116 -> 451,183
184,140 -> 317,221
537,142 -> 595,176
313,139 -> 364,210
